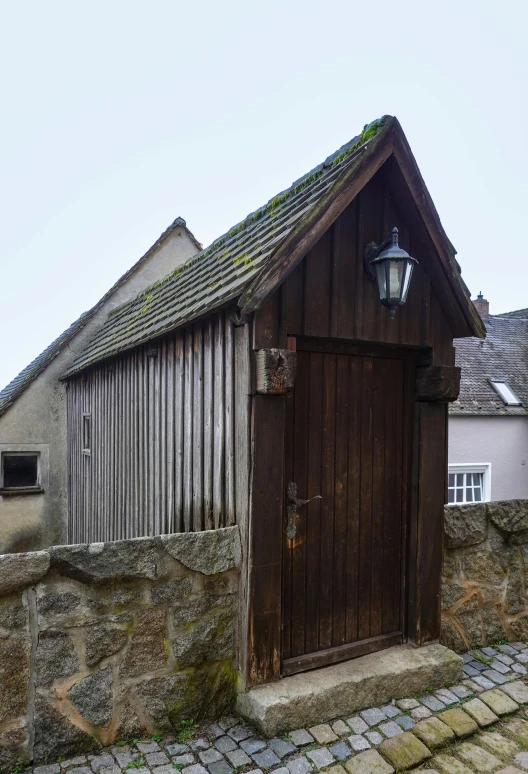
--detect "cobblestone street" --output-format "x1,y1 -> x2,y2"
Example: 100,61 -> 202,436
25,642 -> 528,774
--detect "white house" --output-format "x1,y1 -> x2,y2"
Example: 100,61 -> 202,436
449,295 -> 528,503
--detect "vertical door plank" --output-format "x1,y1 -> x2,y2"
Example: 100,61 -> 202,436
345,354 -> 362,643
290,351 -> 310,658
174,334 -> 184,533
332,354 -> 350,646
282,385 -> 295,661
319,353 -> 337,650
370,357 -> 386,638
305,352 -> 324,653
358,357 -> 374,640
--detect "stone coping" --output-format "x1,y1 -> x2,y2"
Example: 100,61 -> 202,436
0,526 -> 241,595
444,499 -> 528,549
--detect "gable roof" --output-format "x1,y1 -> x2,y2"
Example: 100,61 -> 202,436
451,314 -> 528,416
0,217 -> 201,417
64,115 -> 485,378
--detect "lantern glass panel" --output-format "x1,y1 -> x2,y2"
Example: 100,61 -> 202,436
401,261 -> 414,302
375,263 -> 387,301
389,260 -> 405,299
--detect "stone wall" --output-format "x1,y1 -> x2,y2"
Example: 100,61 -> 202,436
0,527 -> 241,772
441,499 -> 528,653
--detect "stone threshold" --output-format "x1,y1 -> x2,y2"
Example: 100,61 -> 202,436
236,644 -> 462,737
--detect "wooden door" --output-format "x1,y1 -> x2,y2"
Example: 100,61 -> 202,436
281,339 -> 413,675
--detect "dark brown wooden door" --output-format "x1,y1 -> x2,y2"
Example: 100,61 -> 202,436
281,341 -> 413,675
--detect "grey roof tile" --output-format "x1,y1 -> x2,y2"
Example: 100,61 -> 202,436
451,314 -> 528,416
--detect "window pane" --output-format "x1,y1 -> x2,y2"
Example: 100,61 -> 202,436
474,487 -> 482,502
466,489 -> 473,502
448,474 -> 455,487
456,488 -> 463,503
448,489 -> 455,504
3,455 -> 38,488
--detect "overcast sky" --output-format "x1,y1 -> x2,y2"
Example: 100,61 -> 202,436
1,0 -> 526,389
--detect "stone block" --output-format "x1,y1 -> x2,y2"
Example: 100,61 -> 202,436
171,607 -> 235,667
0,634 -> 31,723
459,550 -> 506,586
506,557 -> 526,614
476,731 -> 519,758
378,732 -> 431,769
344,749 -> 394,773
151,577 -> 193,604
432,753 -> 475,773
120,610 -> 168,677
35,629 -> 79,685
488,500 -> 528,535
33,696 -> 97,764
479,688 -> 520,716
412,717 -> 455,749
502,717 -> 528,746
289,730 -> 314,746
444,504 -> 488,548
69,668 -> 113,727
286,756 -> 313,774
502,681 -> 528,704
49,538 -> 158,584
440,620 -> 467,653
462,697 -> 499,726
437,709 -> 477,738
237,644 -> 462,736
161,526 -> 241,575
309,724 -> 338,744
455,742 -> 502,772
0,551 -> 50,596
0,722 -> 30,773
332,720 -> 351,736
85,621 -> 129,666
0,595 -> 28,630
269,738 -> 296,758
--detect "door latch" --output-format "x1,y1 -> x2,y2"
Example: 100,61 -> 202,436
286,482 -> 322,540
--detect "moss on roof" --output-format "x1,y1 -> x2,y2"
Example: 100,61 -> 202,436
64,119 -> 389,376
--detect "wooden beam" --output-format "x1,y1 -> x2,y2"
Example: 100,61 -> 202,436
256,349 -> 297,395
416,366 -> 461,402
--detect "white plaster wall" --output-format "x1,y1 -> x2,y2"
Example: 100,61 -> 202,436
0,227 -> 199,553
448,415 -> 528,501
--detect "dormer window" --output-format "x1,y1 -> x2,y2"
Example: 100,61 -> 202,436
489,380 -> 522,406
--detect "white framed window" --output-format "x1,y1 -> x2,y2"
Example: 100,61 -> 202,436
447,463 -> 491,505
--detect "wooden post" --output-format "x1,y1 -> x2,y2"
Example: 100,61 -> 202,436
408,401 -> 447,645
246,394 -> 285,685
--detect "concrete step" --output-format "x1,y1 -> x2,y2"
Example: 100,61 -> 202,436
236,643 -> 463,736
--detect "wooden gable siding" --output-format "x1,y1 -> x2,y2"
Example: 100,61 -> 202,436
67,310 -> 251,544
253,166 -> 455,367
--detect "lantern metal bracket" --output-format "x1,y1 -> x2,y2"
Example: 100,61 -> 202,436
363,237 -> 393,282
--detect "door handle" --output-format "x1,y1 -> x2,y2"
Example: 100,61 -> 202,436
286,482 -> 322,540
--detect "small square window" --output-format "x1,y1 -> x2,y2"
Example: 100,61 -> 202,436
1,453 -> 40,490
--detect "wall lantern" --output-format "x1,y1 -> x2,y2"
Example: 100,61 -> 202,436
364,227 -> 418,318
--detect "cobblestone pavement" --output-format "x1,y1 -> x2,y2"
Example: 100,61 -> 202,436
25,642 -> 528,774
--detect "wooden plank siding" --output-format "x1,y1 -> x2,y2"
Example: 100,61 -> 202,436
66,310 -> 248,544
276,168 -> 454,358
